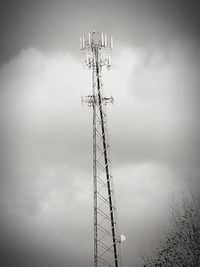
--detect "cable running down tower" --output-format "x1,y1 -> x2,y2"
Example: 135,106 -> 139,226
81,31 -> 122,267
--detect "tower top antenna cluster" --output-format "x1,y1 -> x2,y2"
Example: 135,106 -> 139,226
80,31 -> 113,71
80,31 -> 113,51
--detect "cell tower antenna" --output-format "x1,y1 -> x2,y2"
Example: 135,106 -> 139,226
81,31 -> 123,267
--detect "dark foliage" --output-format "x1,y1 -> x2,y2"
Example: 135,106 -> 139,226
141,188 -> 200,267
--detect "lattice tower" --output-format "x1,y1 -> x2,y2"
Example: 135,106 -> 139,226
81,31 -> 123,267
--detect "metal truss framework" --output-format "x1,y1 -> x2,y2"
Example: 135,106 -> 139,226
81,31 -> 122,267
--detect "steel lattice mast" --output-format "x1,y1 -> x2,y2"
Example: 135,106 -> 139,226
80,31 -> 122,267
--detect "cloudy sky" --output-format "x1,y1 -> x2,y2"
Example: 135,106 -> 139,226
0,0 -> 200,266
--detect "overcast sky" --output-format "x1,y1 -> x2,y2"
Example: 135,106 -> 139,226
0,0 -> 200,266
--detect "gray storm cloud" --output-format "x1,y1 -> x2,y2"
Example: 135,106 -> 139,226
0,41 -> 199,266
0,0 -> 200,62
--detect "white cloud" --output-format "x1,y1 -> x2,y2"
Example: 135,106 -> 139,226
0,44 -> 199,267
